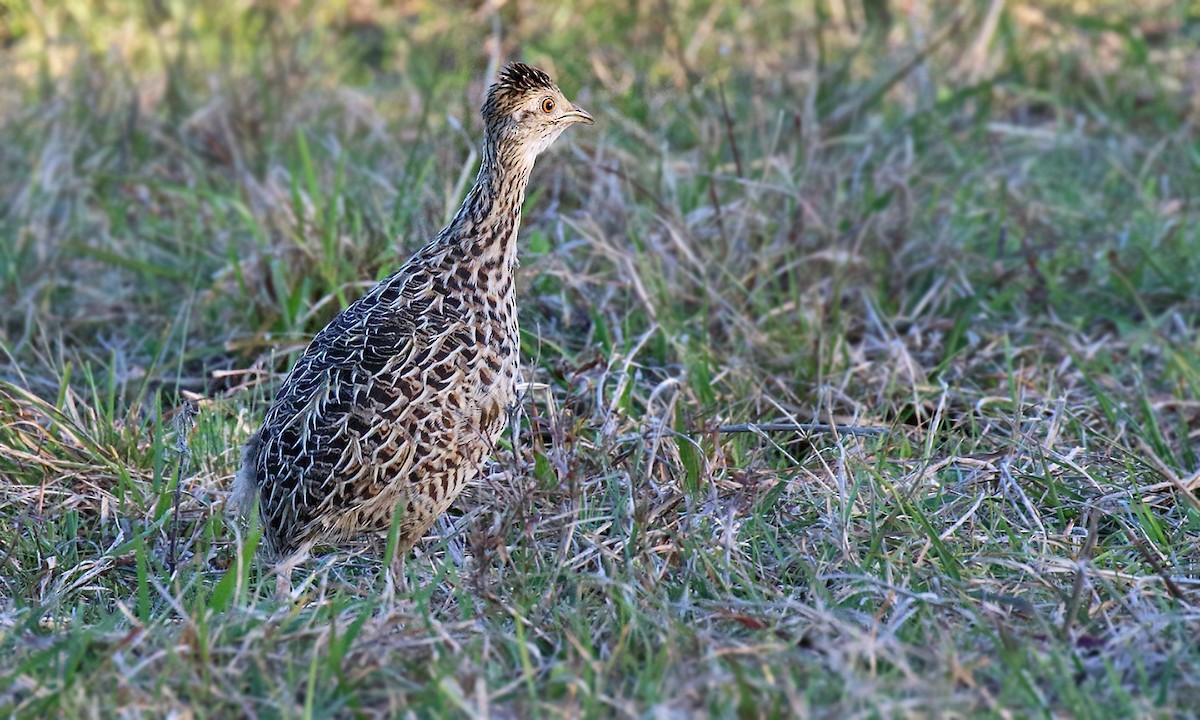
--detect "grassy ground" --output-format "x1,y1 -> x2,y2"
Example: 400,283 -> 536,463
2,0 -> 1199,716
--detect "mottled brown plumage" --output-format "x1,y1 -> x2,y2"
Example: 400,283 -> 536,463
233,63 -> 592,559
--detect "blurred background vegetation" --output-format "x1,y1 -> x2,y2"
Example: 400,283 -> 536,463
3,0 -> 1197,368
1,0 -> 1199,716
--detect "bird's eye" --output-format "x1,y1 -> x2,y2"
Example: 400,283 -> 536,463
541,97 -> 555,114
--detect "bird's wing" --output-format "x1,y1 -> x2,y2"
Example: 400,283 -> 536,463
250,268 -> 461,544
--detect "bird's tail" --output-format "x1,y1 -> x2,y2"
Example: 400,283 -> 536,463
229,431 -> 288,557
229,431 -> 262,519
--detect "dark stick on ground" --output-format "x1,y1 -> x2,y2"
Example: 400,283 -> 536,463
715,422 -> 888,437
716,80 -> 744,178
1061,508 -> 1100,639
1125,525 -> 1189,602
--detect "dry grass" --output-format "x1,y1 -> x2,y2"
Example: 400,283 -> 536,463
2,0 -> 1199,717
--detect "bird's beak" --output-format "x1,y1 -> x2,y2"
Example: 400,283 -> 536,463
565,104 -> 594,125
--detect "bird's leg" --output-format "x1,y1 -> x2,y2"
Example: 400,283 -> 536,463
272,545 -> 311,602
379,501 -> 411,602
505,399 -> 523,480
274,570 -> 292,601
390,551 -> 408,597
381,544 -> 411,603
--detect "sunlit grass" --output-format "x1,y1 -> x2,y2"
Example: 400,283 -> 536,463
2,0 -> 1199,716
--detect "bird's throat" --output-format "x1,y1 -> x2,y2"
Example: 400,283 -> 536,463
443,141 -> 535,267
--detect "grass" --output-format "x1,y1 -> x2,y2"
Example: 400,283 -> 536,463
2,0 -> 1199,716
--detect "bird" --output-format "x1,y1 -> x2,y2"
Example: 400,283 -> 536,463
233,62 -> 593,568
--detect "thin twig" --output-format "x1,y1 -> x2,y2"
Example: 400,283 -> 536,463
595,163 -> 676,221
1061,508 -> 1099,639
968,0 -> 1007,82
1136,437 -> 1200,514
825,6 -> 973,131
1124,526 -> 1188,602
168,399 -> 198,577
714,422 -> 887,437
707,181 -> 729,250
716,80 -> 743,178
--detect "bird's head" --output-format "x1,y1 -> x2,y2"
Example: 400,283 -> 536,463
481,62 -> 593,162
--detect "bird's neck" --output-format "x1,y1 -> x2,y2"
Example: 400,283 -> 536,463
442,141 -> 534,265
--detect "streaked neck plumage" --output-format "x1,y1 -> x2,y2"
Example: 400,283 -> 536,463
440,136 -> 537,266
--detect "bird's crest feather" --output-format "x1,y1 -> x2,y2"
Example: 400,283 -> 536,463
496,62 -> 554,93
